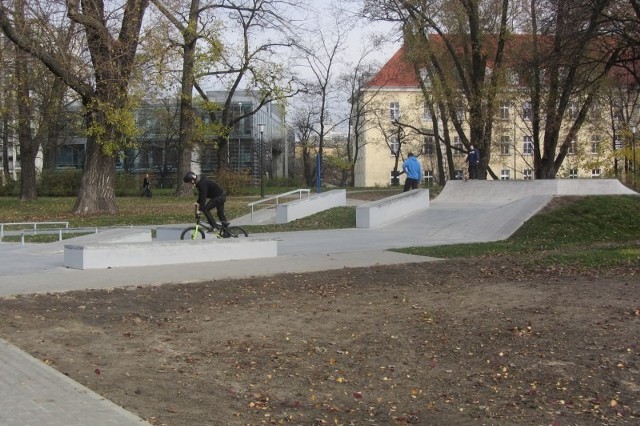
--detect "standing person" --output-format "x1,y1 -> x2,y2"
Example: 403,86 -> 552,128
400,152 -> 422,192
142,173 -> 152,197
183,171 -> 229,229
466,145 -> 480,180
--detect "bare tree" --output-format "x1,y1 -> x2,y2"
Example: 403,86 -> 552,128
362,0 -> 514,180
521,0 -> 624,178
296,11 -> 353,191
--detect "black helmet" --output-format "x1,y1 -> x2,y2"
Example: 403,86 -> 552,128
183,171 -> 197,183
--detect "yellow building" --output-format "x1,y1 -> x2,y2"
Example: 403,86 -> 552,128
355,46 -> 627,187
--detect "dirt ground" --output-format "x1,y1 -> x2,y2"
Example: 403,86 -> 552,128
0,257 -> 639,425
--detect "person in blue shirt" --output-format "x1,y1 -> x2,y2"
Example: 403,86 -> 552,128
466,145 -> 480,179
400,152 -> 422,192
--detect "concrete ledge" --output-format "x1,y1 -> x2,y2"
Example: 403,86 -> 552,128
156,227 -> 189,241
64,238 -> 277,270
276,189 -> 346,224
356,189 -> 430,228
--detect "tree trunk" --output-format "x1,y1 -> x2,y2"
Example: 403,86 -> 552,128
72,106 -> 118,214
15,0 -> 38,200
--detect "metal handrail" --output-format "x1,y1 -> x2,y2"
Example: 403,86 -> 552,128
18,227 -> 99,245
247,189 -> 311,221
0,221 -> 69,238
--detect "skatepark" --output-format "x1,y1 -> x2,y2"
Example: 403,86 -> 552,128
0,178 -> 638,425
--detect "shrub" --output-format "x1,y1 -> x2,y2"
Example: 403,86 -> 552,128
215,168 -> 253,196
38,170 -> 82,196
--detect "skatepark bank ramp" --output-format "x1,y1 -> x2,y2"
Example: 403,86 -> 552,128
392,179 -> 639,244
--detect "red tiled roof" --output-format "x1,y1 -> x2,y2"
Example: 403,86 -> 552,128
366,46 -> 418,88
367,34 -> 638,90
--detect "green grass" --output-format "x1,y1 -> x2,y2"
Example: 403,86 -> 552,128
394,195 -> 640,269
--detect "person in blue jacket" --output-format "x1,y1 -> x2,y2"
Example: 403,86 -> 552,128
400,152 -> 422,192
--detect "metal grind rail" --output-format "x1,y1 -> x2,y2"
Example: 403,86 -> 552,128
247,188 -> 311,221
0,221 -> 69,239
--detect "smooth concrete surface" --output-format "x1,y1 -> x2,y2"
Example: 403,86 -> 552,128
276,189 -> 346,224
356,189 -> 429,228
63,238 -> 278,270
0,178 -> 637,426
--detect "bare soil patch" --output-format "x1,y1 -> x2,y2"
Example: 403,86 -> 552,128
0,258 -> 638,425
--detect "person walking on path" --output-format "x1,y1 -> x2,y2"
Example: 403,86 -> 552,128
400,152 -> 422,192
142,174 -> 152,197
183,171 -> 229,229
465,145 -> 480,180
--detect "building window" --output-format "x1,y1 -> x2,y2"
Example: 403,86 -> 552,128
423,136 -> 435,155
591,168 -> 601,178
591,136 -> 600,154
501,135 -> 510,155
424,170 -> 433,183
390,102 -> 400,121
569,168 -> 579,179
500,169 -> 510,180
523,169 -> 533,180
455,105 -> 465,121
390,170 -> 399,185
523,101 -> 532,120
499,102 -> 510,120
453,137 -> 463,156
568,140 -> 576,155
454,169 -> 464,180
523,136 -> 533,155
389,135 -> 399,156
423,101 -> 433,121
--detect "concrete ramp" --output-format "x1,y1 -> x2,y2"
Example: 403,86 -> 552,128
401,179 -> 639,243
435,179 -> 636,205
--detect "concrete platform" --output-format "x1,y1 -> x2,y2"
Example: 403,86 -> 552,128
64,238 -> 277,270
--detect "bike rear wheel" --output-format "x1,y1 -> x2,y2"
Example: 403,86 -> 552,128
224,226 -> 248,238
180,226 -> 205,240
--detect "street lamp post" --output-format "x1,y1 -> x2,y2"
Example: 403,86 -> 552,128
633,126 -> 637,186
258,123 -> 265,198
237,103 -> 242,172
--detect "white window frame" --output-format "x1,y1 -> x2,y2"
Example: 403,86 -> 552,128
500,135 -> 510,155
500,169 -> 510,180
423,135 -> 434,155
522,101 -> 532,120
389,135 -> 399,156
569,168 -> 579,179
423,101 -> 433,122
591,136 -> 600,154
523,169 -> 533,180
424,170 -> 433,183
523,136 -> 533,155
390,101 -> 400,121
453,136 -> 463,156
591,168 -> 601,179
568,140 -> 576,155
454,169 -> 464,180
500,102 -> 510,120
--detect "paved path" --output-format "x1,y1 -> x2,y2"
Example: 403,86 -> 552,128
0,179 -> 636,425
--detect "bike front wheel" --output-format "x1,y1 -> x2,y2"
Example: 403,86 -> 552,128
224,226 -> 248,238
180,227 -> 205,240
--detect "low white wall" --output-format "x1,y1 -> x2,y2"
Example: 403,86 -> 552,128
275,189 -> 346,224
156,227 -> 189,241
64,238 -> 277,270
356,189 -> 430,228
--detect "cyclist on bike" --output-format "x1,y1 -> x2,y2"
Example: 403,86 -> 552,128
183,171 -> 229,231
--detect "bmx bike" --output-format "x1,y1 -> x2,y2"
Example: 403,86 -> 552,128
180,207 -> 248,240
